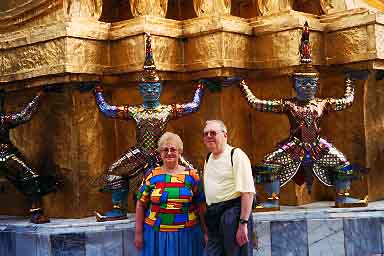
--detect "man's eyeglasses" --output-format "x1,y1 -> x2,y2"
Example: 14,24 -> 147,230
203,130 -> 224,137
160,147 -> 178,154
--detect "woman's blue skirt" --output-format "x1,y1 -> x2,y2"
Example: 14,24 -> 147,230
140,224 -> 205,256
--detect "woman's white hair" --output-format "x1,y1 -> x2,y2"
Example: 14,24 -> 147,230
158,132 -> 183,152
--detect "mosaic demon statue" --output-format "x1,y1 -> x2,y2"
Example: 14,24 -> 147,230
94,33 -> 205,222
239,22 -> 368,211
0,89 -> 59,224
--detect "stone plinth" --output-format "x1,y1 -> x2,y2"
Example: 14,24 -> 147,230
1,201 -> 384,255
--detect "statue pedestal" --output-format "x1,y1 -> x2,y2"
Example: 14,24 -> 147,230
1,201 -> 384,255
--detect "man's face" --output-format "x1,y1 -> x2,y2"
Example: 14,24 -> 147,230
294,77 -> 318,101
139,82 -> 161,102
203,122 -> 227,154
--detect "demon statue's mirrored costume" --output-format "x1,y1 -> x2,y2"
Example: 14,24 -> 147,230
0,90 -> 58,224
239,22 -> 368,211
94,33 -> 205,222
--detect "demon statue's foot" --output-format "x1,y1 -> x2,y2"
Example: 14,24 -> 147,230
334,180 -> 368,208
95,207 -> 127,222
95,189 -> 128,222
254,201 -> 280,212
335,193 -> 368,208
254,194 -> 280,212
30,208 -> 50,224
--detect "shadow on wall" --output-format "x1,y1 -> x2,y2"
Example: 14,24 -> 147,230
100,0 -> 198,21
98,0 -> 324,22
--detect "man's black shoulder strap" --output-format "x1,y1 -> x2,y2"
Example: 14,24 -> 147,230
230,147 -> 236,166
205,152 -> 212,163
205,148 -> 237,167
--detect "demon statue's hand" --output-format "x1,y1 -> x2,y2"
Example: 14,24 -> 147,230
78,82 -> 99,92
221,77 -> 243,87
345,70 -> 370,81
43,84 -> 64,93
197,77 -> 243,92
196,79 -> 220,92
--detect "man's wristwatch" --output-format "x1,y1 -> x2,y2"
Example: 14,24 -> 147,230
239,218 -> 248,225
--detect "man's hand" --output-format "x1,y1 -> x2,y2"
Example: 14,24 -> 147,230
236,223 -> 249,247
134,231 -> 144,250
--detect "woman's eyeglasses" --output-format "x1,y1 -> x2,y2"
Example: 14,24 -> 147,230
160,147 -> 178,154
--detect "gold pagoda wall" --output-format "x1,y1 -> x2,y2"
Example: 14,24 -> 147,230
0,0 -> 384,217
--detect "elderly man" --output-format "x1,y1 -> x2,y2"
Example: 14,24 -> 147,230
203,120 -> 255,256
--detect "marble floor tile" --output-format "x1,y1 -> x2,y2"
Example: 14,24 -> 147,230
344,218 -> 383,256
271,220 -> 308,256
51,232 -> 86,256
123,229 -> 138,256
35,233 -> 51,256
307,219 -> 345,256
86,230 -> 123,256
253,221 -> 271,256
382,219 -> 384,254
15,232 -> 37,256
0,231 -> 15,256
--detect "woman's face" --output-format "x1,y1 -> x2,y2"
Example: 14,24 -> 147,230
159,143 -> 181,167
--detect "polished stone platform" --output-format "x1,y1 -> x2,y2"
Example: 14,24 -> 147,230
1,201 -> 384,256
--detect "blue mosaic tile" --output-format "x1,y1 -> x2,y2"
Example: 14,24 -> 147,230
51,232 -> 86,256
344,218 -> 383,256
0,231 -> 16,256
307,219 -> 345,256
271,220 -> 308,256
253,221 -> 271,256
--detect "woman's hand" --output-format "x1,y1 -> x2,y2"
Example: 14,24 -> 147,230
135,201 -> 146,250
134,231 -> 144,250
203,232 -> 208,247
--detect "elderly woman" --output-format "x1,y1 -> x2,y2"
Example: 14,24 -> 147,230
135,132 -> 207,256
